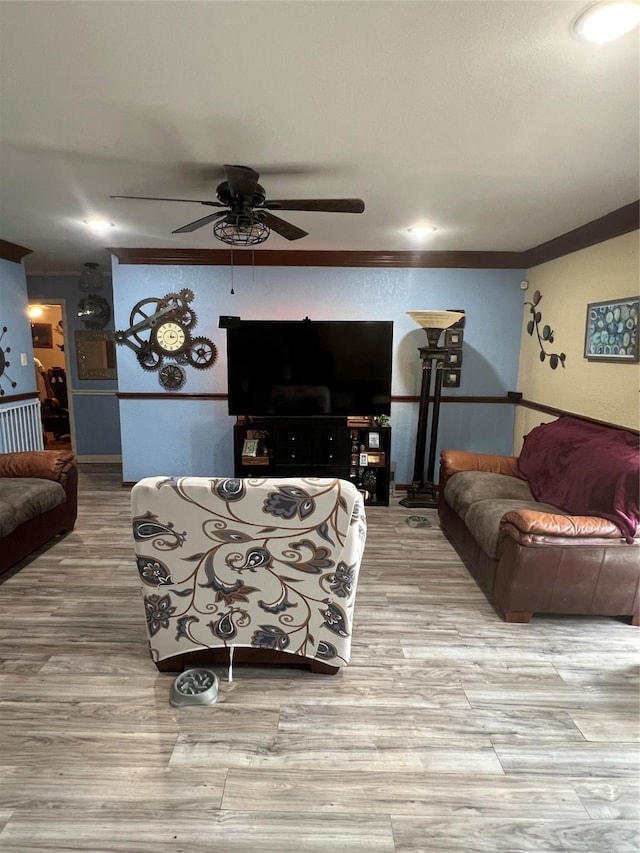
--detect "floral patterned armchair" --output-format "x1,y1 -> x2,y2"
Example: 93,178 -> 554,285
130,477 -> 367,674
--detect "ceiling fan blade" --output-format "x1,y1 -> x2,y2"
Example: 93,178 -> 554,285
224,164 -> 260,200
172,211 -> 228,234
263,198 -> 365,214
110,195 -> 223,206
257,211 -> 308,241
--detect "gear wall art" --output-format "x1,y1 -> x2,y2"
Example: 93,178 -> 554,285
115,289 -> 217,390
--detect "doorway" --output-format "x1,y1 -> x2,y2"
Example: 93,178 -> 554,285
28,300 -> 75,453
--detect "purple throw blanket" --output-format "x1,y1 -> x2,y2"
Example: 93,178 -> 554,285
517,417 -> 639,542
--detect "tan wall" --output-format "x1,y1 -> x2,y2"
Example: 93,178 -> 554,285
514,230 -> 639,452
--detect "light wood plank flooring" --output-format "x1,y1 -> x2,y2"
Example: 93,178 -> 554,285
1,463 -> 638,852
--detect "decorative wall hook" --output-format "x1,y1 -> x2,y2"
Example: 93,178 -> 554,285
525,291 -> 566,370
0,326 -> 18,395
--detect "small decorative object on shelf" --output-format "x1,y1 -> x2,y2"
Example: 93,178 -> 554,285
366,452 -> 386,467
525,290 -> 566,370
242,439 -> 259,457
373,414 -> 389,427
362,469 -> 378,490
240,429 -> 271,465
348,415 -> 373,427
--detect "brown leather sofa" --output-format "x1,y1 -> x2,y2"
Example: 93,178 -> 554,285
438,418 -> 639,625
0,450 -> 77,578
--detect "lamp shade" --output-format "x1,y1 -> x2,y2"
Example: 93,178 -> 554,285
407,310 -> 465,330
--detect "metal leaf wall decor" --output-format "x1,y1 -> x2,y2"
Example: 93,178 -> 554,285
525,291 -> 566,370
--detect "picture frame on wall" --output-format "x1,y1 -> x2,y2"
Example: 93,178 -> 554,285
442,369 -> 461,388
366,452 -> 386,467
584,296 -> 638,363
444,329 -> 463,347
31,323 -> 53,349
445,348 -> 463,367
242,439 -> 259,457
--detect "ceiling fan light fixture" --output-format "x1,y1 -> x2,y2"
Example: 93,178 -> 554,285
572,1 -> 640,42
213,214 -> 270,246
79,262 -> 104,291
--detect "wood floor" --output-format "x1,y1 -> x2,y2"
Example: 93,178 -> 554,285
1,464 -> 638,852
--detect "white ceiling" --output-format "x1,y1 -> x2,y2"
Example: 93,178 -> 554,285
1,1 -> 638,275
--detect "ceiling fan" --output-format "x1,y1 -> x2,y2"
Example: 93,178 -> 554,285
110,164 -> 365,246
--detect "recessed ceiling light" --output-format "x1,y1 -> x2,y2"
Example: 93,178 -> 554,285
572,1 -> 640,42
83,217 -> 115,233
408,225 -> 437,238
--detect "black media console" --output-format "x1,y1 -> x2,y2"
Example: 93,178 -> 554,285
233,417 -> 391,506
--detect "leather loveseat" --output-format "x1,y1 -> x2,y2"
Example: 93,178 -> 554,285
0,450 -> 78,578
438,417 -> 639,625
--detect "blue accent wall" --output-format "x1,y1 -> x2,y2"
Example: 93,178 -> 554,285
27,274 -> 121,457
0,258 -> 36,398
113,259 -> 525,483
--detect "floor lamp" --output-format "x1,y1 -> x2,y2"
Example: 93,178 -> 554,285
400,310 -> 465,509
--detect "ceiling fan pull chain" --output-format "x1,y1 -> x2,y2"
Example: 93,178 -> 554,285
230,248 -> 235,295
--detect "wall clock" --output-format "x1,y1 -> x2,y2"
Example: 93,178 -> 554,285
0,327 -> 17,396
153,321 -> 188,355
115,288 -> 217,391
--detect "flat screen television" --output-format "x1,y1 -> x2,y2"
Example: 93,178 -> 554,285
226,319 -> 393,417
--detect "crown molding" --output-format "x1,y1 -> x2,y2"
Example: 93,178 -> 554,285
107,201 -> 639,270
107,247 -> 525,268
0,239 -> 33,264
521,200 -> 639,268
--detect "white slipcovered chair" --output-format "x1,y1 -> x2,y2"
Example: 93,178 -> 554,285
130,476 -> 367,674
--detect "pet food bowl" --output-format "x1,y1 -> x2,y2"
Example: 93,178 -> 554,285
170,668 -> 220,707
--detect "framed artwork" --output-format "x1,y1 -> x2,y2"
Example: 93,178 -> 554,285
31,323 -> 53,348
442,368 -> 461,388
366,452 -> 386,467
445,348 -> 463,367
242,439 -> 259,457
584,297 -> 638,363
368,431 -> 380,449
75,330 -> 117,380
444,329 -> 463,347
